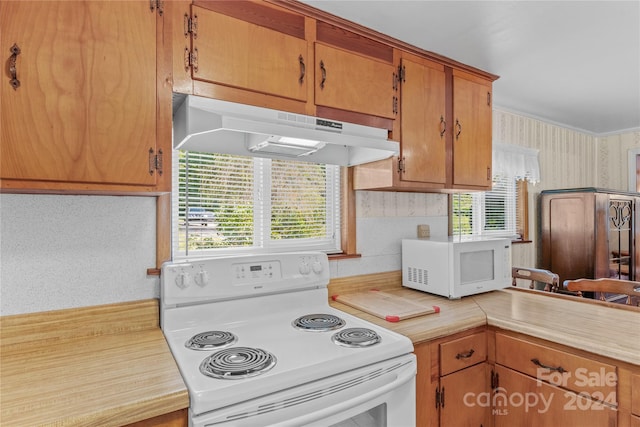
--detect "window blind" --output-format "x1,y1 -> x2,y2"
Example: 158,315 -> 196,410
452,175 -> 517,238
172,150 -> 341,259
452,143 -> 539,239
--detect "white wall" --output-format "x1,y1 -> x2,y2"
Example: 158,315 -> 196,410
0,194 -> 158,315
493,109 -> 598,269
332,191 -> 449,278
493,111 -> 639,270
597,131 -> 640,191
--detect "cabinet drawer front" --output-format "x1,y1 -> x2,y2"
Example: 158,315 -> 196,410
440,332 -> 487,375
494,365 -> 617,427
495,333 -> 617,402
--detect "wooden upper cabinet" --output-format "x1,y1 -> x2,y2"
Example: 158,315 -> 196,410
314,42 -> 395,120
0,0 -> 164,192
398,54 -> 447,186
313,21 -> 396,124
451,70 -> 493,189
189,4 -> 308,102
353,58 -> 495,192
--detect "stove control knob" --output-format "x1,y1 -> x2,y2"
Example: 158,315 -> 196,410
195,270 -> 209,287
312,261 -> 324,274
299,262 -> 311,275
175,272 -> 191,289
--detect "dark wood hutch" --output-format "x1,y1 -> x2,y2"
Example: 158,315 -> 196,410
539,188 -> 640,303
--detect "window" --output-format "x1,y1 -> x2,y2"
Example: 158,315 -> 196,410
451,176 -> 528,240
172,151 -> 341,258
452,143 -> 538,240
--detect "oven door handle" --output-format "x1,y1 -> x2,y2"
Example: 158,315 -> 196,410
281,358 -> 416,426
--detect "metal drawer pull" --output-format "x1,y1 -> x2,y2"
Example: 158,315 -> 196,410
455,119 -> 462,139
319,60 -> 326,89
298,55 -> 305,84
9,43 -> 21,90
455,349 -> 475,359
531,358 -> 566,373
439,116 -> 446,138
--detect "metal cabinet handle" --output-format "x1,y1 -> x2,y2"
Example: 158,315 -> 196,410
319,60 -> 326,89
455,119 -> 462,140
531,358 -> 566,373
455,349 -> 475,359
439,116 -> 446,138
298,55 -> 305,84
9,43 -> 21,90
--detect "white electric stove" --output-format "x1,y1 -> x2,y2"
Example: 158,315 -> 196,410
161,252 -> 416,427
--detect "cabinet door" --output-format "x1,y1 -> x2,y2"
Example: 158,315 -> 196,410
494,365 -> 616,427
441,362 -> 492,427
191,5 -> 307,102
314,42 -> 395,119
399,56 -> 446,185
452,71 -> 493,188
1,1 -> 158,187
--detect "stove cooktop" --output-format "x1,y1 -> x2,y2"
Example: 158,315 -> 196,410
160,253 -> 414,416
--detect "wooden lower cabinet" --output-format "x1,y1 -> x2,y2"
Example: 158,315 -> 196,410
441,362 -> 492,427
630,373 -> 640,427
124,409 -> 188,427
415,328 -> 492,427
416,328 -> 639,426
493,365 -> 616,427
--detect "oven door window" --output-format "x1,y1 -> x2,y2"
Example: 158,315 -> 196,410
330,403 -> 387,427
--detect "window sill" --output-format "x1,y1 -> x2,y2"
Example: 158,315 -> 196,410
328,253 -> 362,261
512,239 -> 532,245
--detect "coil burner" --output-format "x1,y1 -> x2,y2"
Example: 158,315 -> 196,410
185,331 -> 238,351
292,313 -> 346,332
200,347 -> 277,380
331,328 -> 381,348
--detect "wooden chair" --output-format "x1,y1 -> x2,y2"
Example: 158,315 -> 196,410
564,278 -> 640,306
512,267 -> 560,292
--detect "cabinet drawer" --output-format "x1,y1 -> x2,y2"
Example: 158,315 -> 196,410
440,332 -> 487,375
495,333 -> 617,403
633,373 -> 640,416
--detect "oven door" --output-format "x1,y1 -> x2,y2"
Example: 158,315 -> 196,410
191,353 -> 416,427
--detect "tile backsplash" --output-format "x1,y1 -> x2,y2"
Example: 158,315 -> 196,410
330,192 -> 448,278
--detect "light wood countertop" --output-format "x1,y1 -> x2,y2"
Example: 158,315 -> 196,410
329,272 -> 640,366
473,289 -> 640,366
2,275 -> 638,426
0,299 -> 189,427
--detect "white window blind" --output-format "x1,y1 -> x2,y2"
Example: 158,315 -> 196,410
172,150 -> 341,259
452,175 -> 517,238
452,143 -> 539,239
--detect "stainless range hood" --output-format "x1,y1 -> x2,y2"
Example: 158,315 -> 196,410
173,95 -> 399,166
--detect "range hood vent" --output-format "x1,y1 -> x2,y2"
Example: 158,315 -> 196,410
172,95 -> 399,166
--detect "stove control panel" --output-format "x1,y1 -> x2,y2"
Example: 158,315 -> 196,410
161,252 -> 330,306
233,261 -> 282,283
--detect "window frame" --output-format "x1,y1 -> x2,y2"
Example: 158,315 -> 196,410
449,178 -> 529,242
171,150 -> 351,259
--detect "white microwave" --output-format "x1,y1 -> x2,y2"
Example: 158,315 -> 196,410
402,236 -> 512,299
